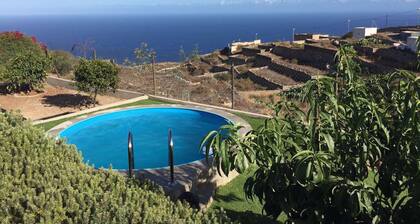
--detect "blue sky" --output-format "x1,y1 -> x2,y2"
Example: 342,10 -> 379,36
1,0 -> 419,15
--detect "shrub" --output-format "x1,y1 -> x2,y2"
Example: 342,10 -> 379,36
202,45 -> 420,223
3,53 -> 51,92
50,50 -> 78,76
0,31 -> 46,65
74,59 -> 120,104
0,112 -> 229,223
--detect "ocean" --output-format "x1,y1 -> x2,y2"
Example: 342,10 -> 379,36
0,12 -> 417,62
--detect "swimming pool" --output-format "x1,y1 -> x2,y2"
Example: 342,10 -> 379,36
59,108 -> 231,170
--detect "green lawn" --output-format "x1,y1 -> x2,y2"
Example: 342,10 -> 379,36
210,168 -> 283,224
208,115 -> 285,224
35,98 -> 273,223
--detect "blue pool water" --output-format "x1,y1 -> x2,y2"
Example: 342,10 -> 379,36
59,108 -> 230,170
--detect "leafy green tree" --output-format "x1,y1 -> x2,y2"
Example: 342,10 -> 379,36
132,42 -> 156,71
3,53 -> 51,93
202,45 -> 420,223
0,112 -> 229,223
50,50 -> 78,76
74,59 -> 120,104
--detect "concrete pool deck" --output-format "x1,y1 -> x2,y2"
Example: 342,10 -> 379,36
48,104 -> 252,209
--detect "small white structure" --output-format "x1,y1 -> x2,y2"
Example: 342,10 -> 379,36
352,27 -> 378,40
229,40 -> 261,54
407,36 -> 419,53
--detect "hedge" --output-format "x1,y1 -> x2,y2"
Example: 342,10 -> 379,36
0,112 -> 229,223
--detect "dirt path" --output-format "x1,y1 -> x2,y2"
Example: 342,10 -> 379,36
0,85 -> 122,121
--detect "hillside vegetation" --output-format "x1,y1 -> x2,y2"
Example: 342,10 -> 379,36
0,31 -> 46,65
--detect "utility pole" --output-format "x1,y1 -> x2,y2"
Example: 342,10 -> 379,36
347,19 -> 351,33
152,52 -> 156,96
292,27 -> 296,42
417,8 -> 420,28
230,63 -> 235,109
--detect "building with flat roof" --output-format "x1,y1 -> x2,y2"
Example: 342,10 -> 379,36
407,36 -> 419,53
353,27 -> 378,40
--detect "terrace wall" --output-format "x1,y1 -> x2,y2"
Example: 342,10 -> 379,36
269,60 -> 317,82
255,53 -> 323,82
271,45 -> 303,60
374,48 -> 418,70
242,47 -> 262,57
244,68 -> 282,90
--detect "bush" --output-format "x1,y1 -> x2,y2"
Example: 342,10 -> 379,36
0,31 -> 46,65
50,50 -> 78,76
0,112 -> 229,223
74,59 -> 120,104
3,53 -> 51,92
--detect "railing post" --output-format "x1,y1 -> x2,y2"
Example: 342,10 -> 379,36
128,132 -> 135,178
168,129 -> 175,184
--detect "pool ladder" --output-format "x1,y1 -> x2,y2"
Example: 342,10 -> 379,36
127,130 -> 175,185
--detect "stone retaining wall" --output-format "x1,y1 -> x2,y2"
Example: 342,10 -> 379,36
374,48 -> 418,71
242,47 -> 263,57
245,68 -> 282,90
271,44 -> 337,70
272,45 -> 303,59
269,60 -> 315,82
228,55 -> 250,65
303,44 -> 337,67
255,53 -> 323,82
210,64 -> 230,73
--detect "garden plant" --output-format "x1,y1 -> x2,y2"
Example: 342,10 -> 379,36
202,45 -> 420,223
0,112 -> 229,223
74,59 -> 120,104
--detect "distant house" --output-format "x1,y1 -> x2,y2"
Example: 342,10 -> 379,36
229,40 -> 261,54
294,33 -> 329,41
352,27 -> 378,40
407,36 -> 419,53
400,31 -> 420,41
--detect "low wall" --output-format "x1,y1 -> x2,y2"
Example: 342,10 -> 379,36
272,45 -> 303,59
242,47 -> 262,57
245,68 -> 283,90
47,76 -> 145,99
210,64 -> 230,73
354,45 -> 378,56
374,48 -> 418,71
269,60 -> 314,82
271,44 -> 337,70
302,44 -> 337,67
255,53 -> 322,82
254,53 -> 273,67
228,55 -> 248,66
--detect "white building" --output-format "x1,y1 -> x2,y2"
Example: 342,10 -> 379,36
407,36 -> 419,53
229,40 -> 261,54
352,27 -> 378,40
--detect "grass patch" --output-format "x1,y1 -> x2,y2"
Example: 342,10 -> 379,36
210,168 -> 283,224
234,113 -> 266,130
210,114 -> 280,223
